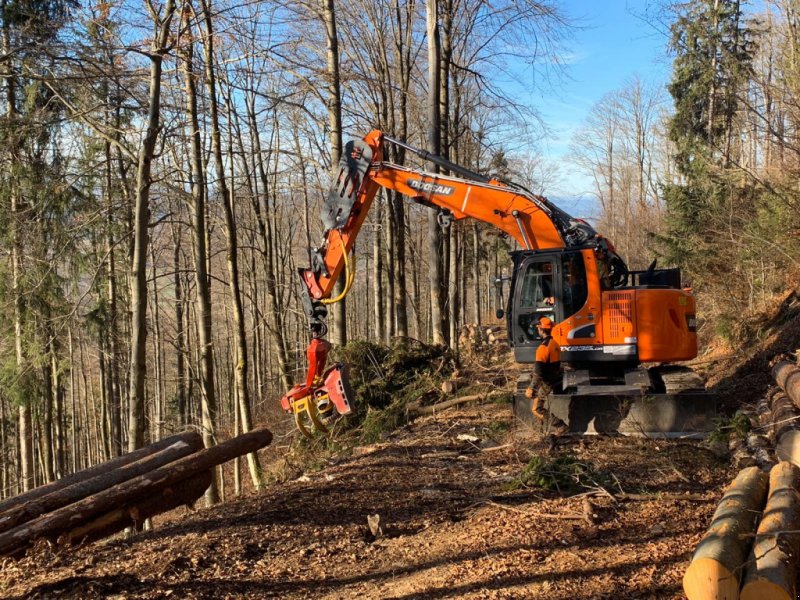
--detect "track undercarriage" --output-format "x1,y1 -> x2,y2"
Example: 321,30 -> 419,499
514,366 -> 716,438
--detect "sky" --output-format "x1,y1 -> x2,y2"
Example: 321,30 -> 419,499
531,1 -> 673,216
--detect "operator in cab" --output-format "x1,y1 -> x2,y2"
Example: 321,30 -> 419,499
525,316 -> 569,436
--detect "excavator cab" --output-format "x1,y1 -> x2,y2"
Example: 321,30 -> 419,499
509,248 -> 714,437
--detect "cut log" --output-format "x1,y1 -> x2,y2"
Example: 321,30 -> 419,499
741,462 -> 800,600
767,391 -> 800,443
776,431 -> 800,467
409,391 -> 506,416
0,432 -> 204,534
683,466 -> 769,600
761,389 -> 800,468
773,361 -> 800,409
0,426 -> 272,558
0,431 -> 201,515
59,470 -> 212,547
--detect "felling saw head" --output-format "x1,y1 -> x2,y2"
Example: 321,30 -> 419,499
279,337 -> 354,438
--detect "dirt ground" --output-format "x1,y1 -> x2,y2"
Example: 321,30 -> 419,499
0,402 -> 732,600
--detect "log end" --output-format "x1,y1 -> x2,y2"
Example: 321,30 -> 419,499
741,579 -> 792,600
776,431 -> 800,468
683,557 -> 739,600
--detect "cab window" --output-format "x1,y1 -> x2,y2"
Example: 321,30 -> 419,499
519,262 -> 555,309
562,253 -> 587,317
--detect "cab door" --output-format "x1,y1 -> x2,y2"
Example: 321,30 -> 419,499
509,251 -> 591,363
510,256 -> 561,362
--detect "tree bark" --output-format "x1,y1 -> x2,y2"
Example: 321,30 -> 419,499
0,431 -> 202,515
773,361 -> 800,408
60,470 -> 211,547
426,0 -> 445,346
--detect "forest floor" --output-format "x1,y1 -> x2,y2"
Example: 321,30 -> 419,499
8,294 -> 800,600
1,401 -> 731,600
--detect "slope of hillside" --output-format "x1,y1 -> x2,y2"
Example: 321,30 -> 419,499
2,402 -> 730,600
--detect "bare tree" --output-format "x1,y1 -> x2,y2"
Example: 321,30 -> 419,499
128,0 -> 177,452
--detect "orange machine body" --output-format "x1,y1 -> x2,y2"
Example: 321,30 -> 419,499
507,247 -> 697,366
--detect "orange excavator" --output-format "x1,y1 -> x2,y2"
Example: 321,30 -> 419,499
280,130 -> 713,438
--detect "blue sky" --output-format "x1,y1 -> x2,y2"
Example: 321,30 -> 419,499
533,1 -> 672,214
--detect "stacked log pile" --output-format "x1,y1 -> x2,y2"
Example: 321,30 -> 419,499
683,357 -> 800,599
0,426 -> 272,558
684,462 -> 800,600
769,359 -> 800,466
484,325 -> 509,348
457,324 -> 509,351
741,462 -> 800,600
684,467 -> 769,599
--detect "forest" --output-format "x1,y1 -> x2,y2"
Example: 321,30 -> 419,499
0,0 -> 797,511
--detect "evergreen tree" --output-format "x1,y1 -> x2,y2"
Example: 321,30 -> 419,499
0,0 -> 77,489
662,0 -> 753,275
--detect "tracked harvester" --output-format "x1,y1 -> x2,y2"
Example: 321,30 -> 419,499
280,130 -> 714,438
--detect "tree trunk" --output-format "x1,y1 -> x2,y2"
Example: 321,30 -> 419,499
322,0 -> 346,346
172,220 -> 187,427
200,0 -> 262,491
373,197 -> 384,342
3,18 -> 33,493
128,0 -> 177,452
180,3 -> 218,506
426,0 -> 445,345
105,140 -> 122,457
246,97 -> 293,390
472,223 -> 481,324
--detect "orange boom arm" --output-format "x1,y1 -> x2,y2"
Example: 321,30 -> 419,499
300,130 -> 593,304
281,130 -> 599,435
